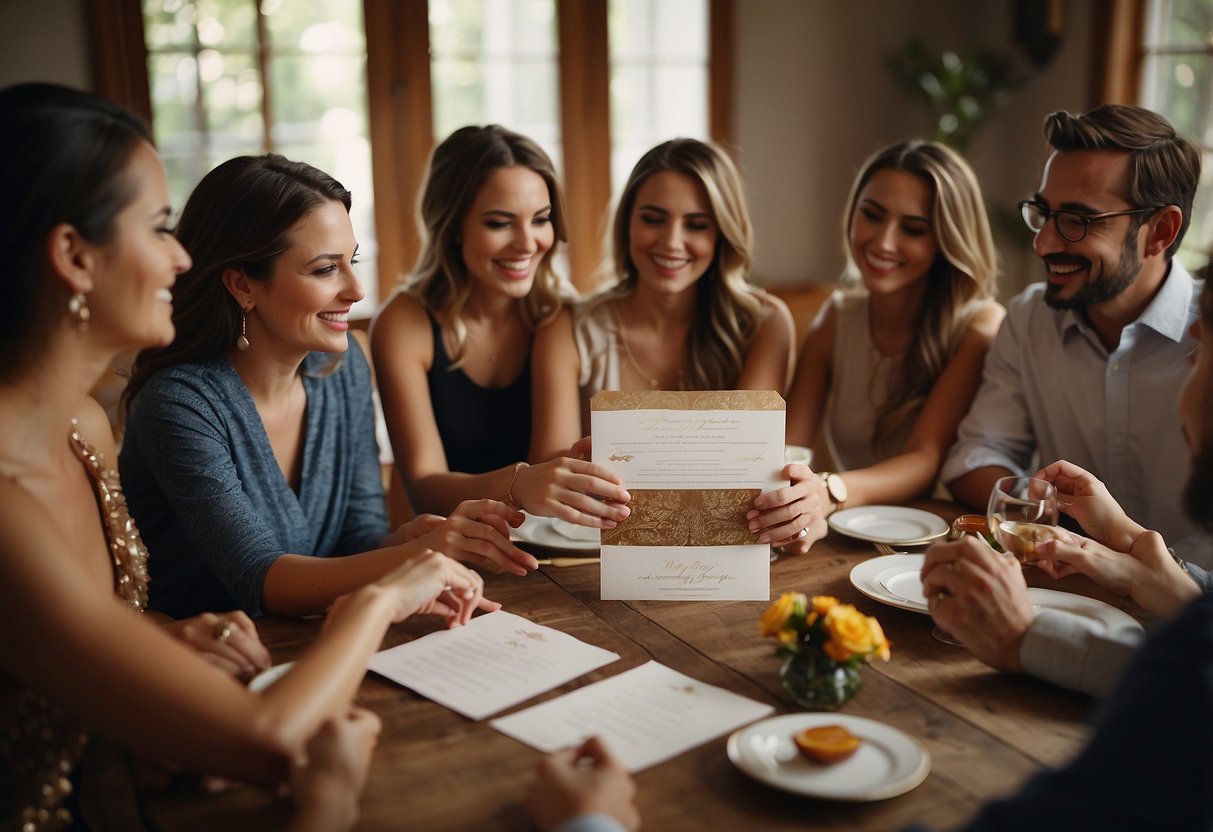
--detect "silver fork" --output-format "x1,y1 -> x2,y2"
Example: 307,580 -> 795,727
873,542 -> 900,556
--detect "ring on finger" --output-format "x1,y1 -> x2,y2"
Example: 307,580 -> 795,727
212,618 -> 233,644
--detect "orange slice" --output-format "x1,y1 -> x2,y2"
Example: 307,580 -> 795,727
792,724 -> 862,764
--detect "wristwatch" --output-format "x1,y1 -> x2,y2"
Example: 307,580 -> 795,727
819,472 -> 848,514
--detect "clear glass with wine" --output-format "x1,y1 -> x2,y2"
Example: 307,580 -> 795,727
986,477 -> 1059,563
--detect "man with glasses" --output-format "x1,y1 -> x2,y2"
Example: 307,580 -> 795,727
943,104 -> 1206,563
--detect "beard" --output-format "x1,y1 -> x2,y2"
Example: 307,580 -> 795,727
1044,232 -> 1142,310
1183,441 -> 1213,534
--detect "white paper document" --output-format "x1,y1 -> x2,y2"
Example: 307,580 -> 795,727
591,390 -> 785,600
490,660 -> 774,771
367,610 -> 619,720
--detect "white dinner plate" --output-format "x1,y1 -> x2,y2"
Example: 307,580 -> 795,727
510,513 -> 600,552
727,713 -> 930,801
248,661 -> 294,694
828,506 -> 949,546
850,555 -> 1147,639
850,554 -> 930,614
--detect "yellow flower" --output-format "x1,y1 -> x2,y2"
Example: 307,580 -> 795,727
824,604 -> 878,660
759,592 -> 805,637
777,629 -> 799,646
811,595 -> 839,615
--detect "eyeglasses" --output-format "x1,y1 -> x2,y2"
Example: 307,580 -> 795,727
1018,200 -> 1161,243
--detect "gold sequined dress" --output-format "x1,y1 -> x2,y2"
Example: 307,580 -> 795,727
1,425 -> 150,831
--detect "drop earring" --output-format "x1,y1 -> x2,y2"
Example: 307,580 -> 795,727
237,308 -> 250,351
68,292 -> 90,332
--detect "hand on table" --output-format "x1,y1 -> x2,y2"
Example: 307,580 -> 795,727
161,610 -> 271,682
512,458 -> 631,529
920,537 -> 1035,672
414,499 -> 538,576
288,707 -> 381,832
745,463 -> 828,557
525,736 -> 640,832
373,548 -> 500,627
380,513 -> 445,548
1033,460 -> 1144,551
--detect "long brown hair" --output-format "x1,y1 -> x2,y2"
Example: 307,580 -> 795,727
586,138 -> 765,390
405,125 -> 568,368
123,154 -> 351,411
840,140 -> 998,452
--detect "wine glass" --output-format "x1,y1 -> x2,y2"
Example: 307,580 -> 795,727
986,477 -> 1059,564
929,514 -> 991,646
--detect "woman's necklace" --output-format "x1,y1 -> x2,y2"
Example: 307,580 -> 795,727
613,309 -> 684,390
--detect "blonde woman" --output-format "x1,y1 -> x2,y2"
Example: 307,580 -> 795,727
784,139 -> 1004,540
372,126 -> 630,528
531,138 -> 800,543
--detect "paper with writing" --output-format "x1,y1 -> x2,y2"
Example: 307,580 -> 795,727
367,610 -> 619,720
489,660 -> 775,771
591,390 -> 784,600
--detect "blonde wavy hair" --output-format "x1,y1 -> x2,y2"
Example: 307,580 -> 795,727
584,138 -> 765,390
405,125 -> 568,368
840,140 -> 998,452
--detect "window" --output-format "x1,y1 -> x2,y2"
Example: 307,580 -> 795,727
97,0 -> 731,304
1141,0 -> 1213,270
608,0 -> 710,197
429,0 -> 562,164
142,0 -> 381,316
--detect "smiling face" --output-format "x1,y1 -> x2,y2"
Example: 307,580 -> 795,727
243,199 -> 363,355
848,167 -> 939,297
1032,150 -> 1148,310
627,170 -> 719,296
459,165 -> 554,301
89,140 -> 192,349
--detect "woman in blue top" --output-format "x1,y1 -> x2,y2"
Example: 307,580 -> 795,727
122,154 -> 535,620
371,125 -> 630,526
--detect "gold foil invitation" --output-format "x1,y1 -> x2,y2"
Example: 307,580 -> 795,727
591,390 -> 785,601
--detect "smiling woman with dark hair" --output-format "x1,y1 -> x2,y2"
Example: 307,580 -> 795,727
120,153 -> 533,621
0,82 -> 491,831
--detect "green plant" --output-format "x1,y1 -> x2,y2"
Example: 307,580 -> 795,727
887,38 -> 1023,151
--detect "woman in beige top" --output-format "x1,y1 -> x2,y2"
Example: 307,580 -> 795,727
531,138 -> 804,547
786,140 -> 1004,521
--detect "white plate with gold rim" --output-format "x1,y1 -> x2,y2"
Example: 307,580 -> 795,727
727,713 -> 930,801
828,506 -> 948,546
850,555 -> 1146,639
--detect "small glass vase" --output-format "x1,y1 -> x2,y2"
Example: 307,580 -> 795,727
780,651 -> 862,711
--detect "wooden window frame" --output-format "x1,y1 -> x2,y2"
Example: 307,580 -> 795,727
91,0 -> 734,301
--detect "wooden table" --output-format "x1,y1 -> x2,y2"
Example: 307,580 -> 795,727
146,506 -> 1146,831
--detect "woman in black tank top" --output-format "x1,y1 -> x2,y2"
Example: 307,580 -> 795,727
371,125 -> 630,532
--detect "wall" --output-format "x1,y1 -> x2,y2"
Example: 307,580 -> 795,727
735,0 -> 1096,298
0,0 -> 91,90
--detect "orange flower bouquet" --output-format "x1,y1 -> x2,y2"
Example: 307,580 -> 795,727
759,593 -> 890,710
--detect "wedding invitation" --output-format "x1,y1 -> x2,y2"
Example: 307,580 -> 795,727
366,610 -> 619,720
591,390 -> 785,600
489,660 -> 775,771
